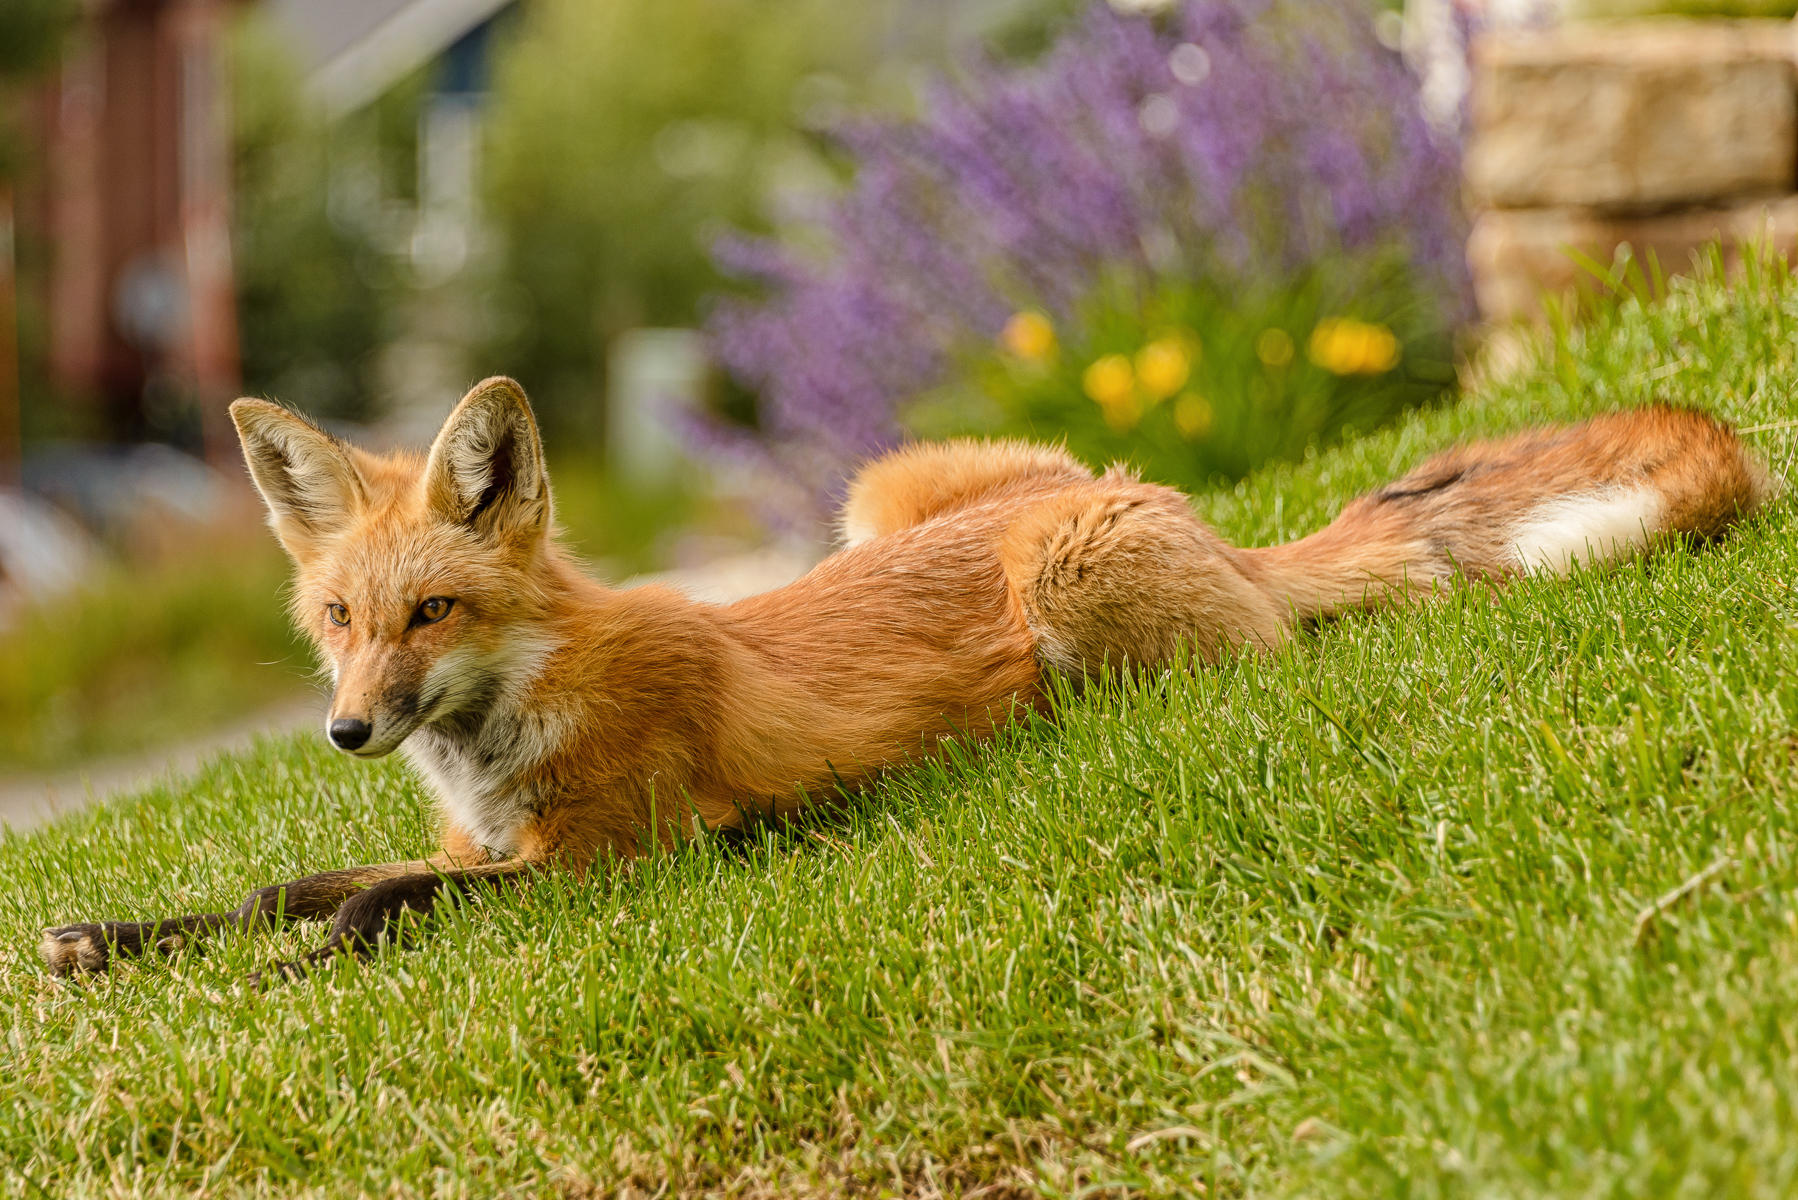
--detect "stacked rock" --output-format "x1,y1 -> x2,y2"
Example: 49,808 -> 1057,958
1465,20 -> 1798,322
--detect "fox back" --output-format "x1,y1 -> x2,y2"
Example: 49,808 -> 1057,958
231,383 -> 1776,868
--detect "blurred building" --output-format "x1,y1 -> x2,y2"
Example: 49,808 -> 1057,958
16,0 -> 241,462
264,0 -> 518,436
268,0 -> 515,285
8,0 -> 518,470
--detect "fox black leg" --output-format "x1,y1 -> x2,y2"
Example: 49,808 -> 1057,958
40,862 -> 437,977
40,913 -> 233,975
258,864 -> 528,984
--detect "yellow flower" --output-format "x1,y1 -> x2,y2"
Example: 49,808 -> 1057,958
1082,353 -> 1135,408
1307,319 -> 1346,373
1173,392 -> 1212,440
1308,318 -> 1401,375
1000,310 -> 1056,361
1255,328 -> 1295,368
1359,324 -> 1401,373
1134,336 -> 1192,400
1341,324 -> 1377,373
1100,393 -> 1142,432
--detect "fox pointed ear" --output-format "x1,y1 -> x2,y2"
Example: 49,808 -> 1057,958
424,376 -> 550,545
230,398 -> 366,561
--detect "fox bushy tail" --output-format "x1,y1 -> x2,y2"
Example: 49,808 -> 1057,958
1240,406 -> 1778,622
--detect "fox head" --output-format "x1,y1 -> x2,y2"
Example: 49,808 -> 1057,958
231,377 -> 556,758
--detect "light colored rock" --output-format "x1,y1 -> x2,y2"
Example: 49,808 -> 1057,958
1467,21 -> 1797,212
1468,194 -> 1798,322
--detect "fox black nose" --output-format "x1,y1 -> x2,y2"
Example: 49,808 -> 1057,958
329,718 -> 372,751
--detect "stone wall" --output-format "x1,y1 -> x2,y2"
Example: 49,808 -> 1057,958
1465,19 -> 1798,323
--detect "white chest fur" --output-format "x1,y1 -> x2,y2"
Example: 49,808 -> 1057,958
401,636 -> 571,856
405,735 -> 532,857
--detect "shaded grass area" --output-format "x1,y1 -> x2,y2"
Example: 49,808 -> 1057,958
2,264 -> 1796,1196
0,541 -> 313,773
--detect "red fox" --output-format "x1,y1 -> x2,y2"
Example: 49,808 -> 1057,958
42,378 -> 1776,978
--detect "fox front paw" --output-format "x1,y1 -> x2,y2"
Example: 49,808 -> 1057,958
40,920 -> 185,976
42,923 -> 118,975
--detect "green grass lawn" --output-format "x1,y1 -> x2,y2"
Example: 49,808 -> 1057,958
3,263 -> 1796,1198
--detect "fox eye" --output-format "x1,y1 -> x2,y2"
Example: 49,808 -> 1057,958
327,603 -> 349,627
413,597 -> 455,626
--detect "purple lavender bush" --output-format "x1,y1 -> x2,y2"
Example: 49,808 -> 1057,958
702,0 -> 1470,524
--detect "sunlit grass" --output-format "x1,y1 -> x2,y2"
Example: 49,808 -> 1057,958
1,262 -> 1795,1196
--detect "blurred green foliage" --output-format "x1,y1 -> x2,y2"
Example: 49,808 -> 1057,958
910,259 -> 1455,492
229,13 -> 417,423
0,0 -> 75,179
1572,0 -> 1797,14
478,0 -> 877,439
2,0 -> 77,449
478,0 -> 1073,442
0,541 -> 309,772
547,454 -> 703,577
0,0 -> 72,76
